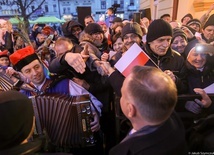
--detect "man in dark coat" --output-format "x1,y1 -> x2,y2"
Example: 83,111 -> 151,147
109,66 -> 188,155
144,19 -> 188,94
102,19 -> 188,96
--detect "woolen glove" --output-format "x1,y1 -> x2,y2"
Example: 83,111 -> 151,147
185,99 -> 204,114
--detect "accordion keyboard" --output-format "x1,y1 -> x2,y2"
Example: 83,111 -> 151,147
30,94 -> 96,148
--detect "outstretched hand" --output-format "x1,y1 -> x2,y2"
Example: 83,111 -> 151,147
81,44 -> 90,62
99,61 -> 115,76
164,70 -> 176,82
194,88 -> 212,108
185,88 -> 212,114
101,53 -> 109,61
65,52 -> 86,74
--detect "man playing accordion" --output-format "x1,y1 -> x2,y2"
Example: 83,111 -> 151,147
9,45 -> 103,154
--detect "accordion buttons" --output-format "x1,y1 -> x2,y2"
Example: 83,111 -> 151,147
87,110 -> 91,115
85,138 -> 90,143
89,135 -> 95,144
86,105 -> 91,110
81,108 -> 86,113
90,135 -> 94,139
90,138 -> 95,144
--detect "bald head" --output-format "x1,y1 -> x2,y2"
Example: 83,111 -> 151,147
54,37 -> 74,57
125,66 -> 177,124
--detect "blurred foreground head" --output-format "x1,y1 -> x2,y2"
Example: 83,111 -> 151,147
0,90 -> 34,150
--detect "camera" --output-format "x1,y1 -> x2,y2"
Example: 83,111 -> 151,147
195,43 -> 214,55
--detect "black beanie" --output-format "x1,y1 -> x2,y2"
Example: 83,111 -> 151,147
0,90 -> 34,150
121,22 -> 143,39
181,13 -> 193,23
182,25 -> 197,35
172,28 -> 187,43
84,23 -> 104,35
146,19 -> 172,43
187,18 -> 201,28
203,14 -> 214,29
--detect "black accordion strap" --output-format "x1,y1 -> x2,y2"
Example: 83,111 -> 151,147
30,96 -> 43,135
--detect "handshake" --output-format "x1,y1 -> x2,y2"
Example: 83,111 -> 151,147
93,61 -> 115,76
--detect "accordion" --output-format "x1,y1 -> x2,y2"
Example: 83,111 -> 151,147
0,72 -> 38,92
30,94 -> 95,148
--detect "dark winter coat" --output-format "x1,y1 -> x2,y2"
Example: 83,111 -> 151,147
144,44 -> 188,94
109,112 -> 188,155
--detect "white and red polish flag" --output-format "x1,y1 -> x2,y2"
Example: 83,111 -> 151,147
114,43 -> 158,77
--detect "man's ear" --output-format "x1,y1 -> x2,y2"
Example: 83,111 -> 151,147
127,103 -> 136,118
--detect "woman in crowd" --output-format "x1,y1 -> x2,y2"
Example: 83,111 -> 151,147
101,32 -> 124,67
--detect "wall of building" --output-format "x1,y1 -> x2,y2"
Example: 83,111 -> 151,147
139,0 -> 173,20
0,0 -> 140,22
139,0 -> 214,22
178,0 -> 214,22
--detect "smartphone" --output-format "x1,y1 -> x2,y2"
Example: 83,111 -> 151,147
133,12 -> 141,24
195,43 -> 214,55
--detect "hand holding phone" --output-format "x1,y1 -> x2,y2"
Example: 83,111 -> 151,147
195,43 -> 214,56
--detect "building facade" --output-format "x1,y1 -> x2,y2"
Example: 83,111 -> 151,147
139,0 -> 214,22
0,0 -> 140,22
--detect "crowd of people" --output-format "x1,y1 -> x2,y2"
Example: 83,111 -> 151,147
0,4 -> 214,155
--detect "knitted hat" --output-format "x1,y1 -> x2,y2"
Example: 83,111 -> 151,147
42,26 -> 55,36
146,19 -> 172,42
0,50 -> 9,58
187,18 -> 201,28
184,39 -> 199,58
110,17 -> 122,23
9,46 -> 39,71
182,25 -> 197,35
61,20 -> 83,37
172,28 -> 187,43
121,22 -> 143,39
203,14 -> 214,29
181,13 -> 193,23
84,23 -> 104,35
0,90 -> 34,150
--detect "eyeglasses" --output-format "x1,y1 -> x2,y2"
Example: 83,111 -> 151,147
72,27 -> 82,34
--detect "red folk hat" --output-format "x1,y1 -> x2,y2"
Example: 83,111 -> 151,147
0,50 -> 9,58
41,26 -> 55,36
9,46 -> 39,71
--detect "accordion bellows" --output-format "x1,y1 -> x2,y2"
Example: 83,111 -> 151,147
30,94 -> 95,148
